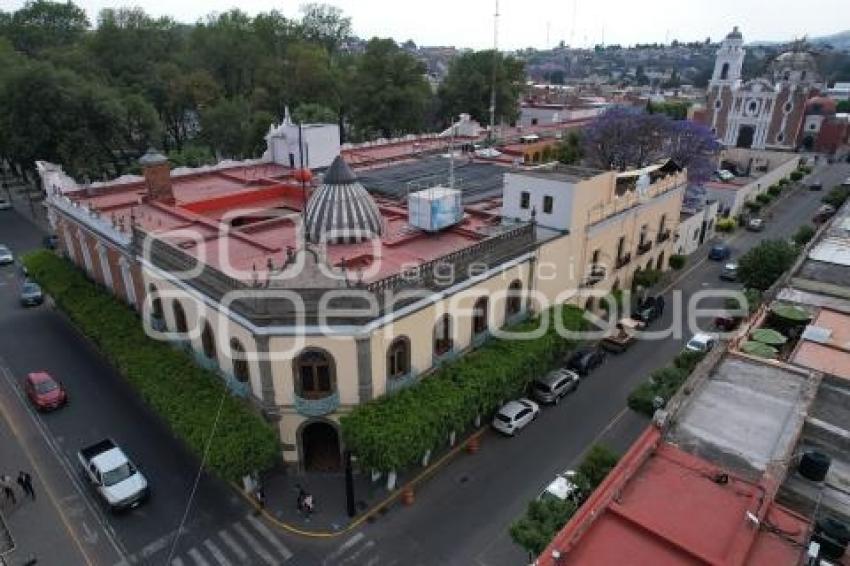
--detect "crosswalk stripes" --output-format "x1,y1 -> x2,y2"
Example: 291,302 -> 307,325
324,532 -> 396,566
127,514 -> 293,566
203,539 -> 232,566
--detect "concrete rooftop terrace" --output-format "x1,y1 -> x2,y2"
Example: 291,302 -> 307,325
64,160 -> 531,283
538,428 -> 811,566
665,355 -> 815,478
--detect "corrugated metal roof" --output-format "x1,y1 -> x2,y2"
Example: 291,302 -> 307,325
808,237 -> 850,267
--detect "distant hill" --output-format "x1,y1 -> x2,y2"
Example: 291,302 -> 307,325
749,30 -> 850,51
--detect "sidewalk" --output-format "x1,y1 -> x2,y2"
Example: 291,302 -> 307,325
1,174 -> 50,233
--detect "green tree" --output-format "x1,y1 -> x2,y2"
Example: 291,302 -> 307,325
510,498 -> 577,556
792,225 -> 815,247
574,445 -> 619,493
737,240 -> 798,291
200,97 -> 271,158
554,131 -> 582,164
348,38 -> 432,139
6,0 -> 89,56
837,100 -> 850,113
437,50 -> 525,128
293,102 -> 338,124
298,3 -> 351,55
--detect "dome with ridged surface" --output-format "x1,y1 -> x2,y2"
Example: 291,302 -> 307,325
304,156 -> 383,244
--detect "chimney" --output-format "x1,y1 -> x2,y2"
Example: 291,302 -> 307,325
139,148 -> 174,204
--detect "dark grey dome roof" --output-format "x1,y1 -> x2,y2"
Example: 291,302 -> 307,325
304,156 -> 383,244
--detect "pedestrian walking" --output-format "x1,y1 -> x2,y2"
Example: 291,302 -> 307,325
295,484 -> 306,512
254,484 -> 265,509
303,493 -> 314,517
1,475 -> 16,505
17,471 -> 35,500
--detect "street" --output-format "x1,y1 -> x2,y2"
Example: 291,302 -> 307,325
314,159 -> 849,566
0,194 -> 312,565
0,158 -> 846,566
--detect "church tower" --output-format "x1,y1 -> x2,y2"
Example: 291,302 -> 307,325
710,27 -> 745,87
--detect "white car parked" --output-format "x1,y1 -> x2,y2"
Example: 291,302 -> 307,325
685,333 -> 717,353
0,244 -> 14,265
492,398 -> 540,436
538,470 -> 581,503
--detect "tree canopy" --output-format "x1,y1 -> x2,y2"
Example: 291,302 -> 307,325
438,50 -> 525,128
737,240 -> 799,291
0,1 -> 479,179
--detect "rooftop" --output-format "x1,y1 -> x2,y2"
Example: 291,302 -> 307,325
665,355 -> 813,477
509,163 -> 607,183
538,428 -> 811,566
791,308 -> 850,381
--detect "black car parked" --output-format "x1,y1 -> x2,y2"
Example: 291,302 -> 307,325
632,296 -> 665,325
566,347 -> 606,376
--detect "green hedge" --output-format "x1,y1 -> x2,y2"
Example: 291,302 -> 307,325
510,445 -> 619,555
341,306 -> 586,472
627,350 -> 706,417
23,251 -> 279,481
756,193 -> 772,205
767,185 -> 781,197
790,170 -> 803,182
716,218 -> 736,233
823,186 -> 850,209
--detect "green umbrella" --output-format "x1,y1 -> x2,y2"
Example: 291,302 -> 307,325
770,304 -> 811,322
751,328 -> 787,346
741,341 -> 779,359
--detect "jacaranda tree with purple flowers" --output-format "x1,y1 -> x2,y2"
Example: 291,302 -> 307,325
582,106 -> 719,183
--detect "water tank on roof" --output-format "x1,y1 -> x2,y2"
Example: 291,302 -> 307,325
799,451 -> 831,482
408,186 -> 463,232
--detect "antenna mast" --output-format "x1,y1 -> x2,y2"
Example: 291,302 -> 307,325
488,0 -> 499,144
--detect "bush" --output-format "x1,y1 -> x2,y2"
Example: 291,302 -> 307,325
716,218 -> 736,233
510,498 -> 577,556
798,165 -> 813,174
627,350 -> 707,417
668,254 -> 686,270
737,239 -> 799,291
341,306 -> 587,472
725,288 -> 763,315
790,170 -> 803,182
767,184 -> 781,197
778,178 -> 790,186
744,201 -> 762,212
23,251 -> 279,481
510,444 -> 619,555
822,186 -> 850,208
632,268 -> 662,290
756,193 -> 771,205
793,225 -> 815,247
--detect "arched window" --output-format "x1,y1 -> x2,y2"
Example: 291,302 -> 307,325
720,62 -> 729,80
434,314 -> 453,356
172,301 -> 188,334
294,349 -> 335,399
201,320 -> 216,360
472,296 -> 489,336
230,338 -> 250,383
386,337 -> 411,380
506,280 -> 523,318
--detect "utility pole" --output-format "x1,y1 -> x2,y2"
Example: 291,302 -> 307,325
488,0 -> 499,144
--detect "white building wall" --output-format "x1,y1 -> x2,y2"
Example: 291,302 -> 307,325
502,173 -> 576,231
269,123 -> 340,169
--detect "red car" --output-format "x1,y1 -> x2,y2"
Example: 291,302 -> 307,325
24,372 -> 68,411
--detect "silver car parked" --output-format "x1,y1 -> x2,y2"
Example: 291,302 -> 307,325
492,399 -> 540,436
532,369 -> 580,405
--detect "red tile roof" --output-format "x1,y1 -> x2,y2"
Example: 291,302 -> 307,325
538,428 -> 811,566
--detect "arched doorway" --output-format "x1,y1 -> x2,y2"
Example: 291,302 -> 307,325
656,251 -> 665,271
301,421 -> 341,472
736,125 -> 755,148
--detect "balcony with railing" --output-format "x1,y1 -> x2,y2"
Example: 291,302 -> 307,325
294,391 -> 340,417
616,253 -> 632,269
586,172 -> 687,227
637,240 -> 653,256
583,264 -> 607,287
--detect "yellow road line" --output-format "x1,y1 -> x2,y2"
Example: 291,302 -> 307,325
0,386 -> 95,566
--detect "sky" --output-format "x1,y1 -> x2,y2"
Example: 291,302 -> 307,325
2,0 -> 847,50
